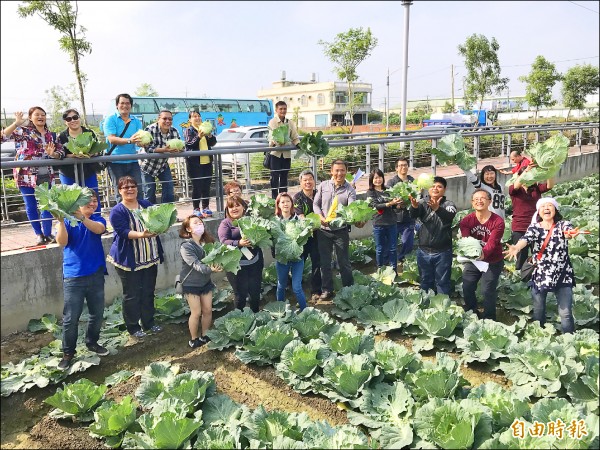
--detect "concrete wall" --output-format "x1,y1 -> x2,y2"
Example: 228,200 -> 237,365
1,151 -> 597,336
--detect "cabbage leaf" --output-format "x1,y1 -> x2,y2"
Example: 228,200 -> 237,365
133,203 -> 177,234
35,183 -> 94,226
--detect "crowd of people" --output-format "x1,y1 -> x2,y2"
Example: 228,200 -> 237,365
1,100 -> 582,371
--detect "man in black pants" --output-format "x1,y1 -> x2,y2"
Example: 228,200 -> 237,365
293,169 -> 322,301
313,160 -> 356,300
267,101 -> 300,199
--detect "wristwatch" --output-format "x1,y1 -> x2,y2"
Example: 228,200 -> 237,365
127,139 -> 131,144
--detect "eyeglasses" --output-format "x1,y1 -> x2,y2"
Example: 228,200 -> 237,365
121,185 -> 137,190
65,114 -> 80,122
160,117 -> 173,121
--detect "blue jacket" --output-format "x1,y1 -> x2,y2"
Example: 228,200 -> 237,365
107,200 -> 164,270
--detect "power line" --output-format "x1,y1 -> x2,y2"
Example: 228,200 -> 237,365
568,1 -> 600,14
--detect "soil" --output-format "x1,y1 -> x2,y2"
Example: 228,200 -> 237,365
1,274 -> 509,449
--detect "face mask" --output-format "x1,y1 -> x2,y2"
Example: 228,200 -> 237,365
192,224 -> 204,236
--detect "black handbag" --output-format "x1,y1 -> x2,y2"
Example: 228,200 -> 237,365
519,258 -> 537,282
99,121 -> 132,170
519,223 -> 555,282
262,152 -> 272,169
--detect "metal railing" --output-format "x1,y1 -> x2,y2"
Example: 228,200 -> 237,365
1,122 -> 598,228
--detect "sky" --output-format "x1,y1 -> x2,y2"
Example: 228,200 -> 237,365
1,0 -> 598,115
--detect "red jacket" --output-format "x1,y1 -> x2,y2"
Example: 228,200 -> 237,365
508,183 -> 550,232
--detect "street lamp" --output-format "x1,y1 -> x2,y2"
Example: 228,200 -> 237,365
400,0 -> 413,148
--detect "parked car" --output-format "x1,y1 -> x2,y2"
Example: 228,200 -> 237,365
213,126 -> 269,170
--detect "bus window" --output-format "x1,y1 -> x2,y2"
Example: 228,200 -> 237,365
185,99 -> 216,112
213,99 -> 241,113
238,100 -> 262,113
132,98 -> 158,114
259,100 -> 272,115
155,98 -> 188,113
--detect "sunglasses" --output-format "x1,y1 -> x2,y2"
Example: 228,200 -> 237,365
65,114 -> 80,122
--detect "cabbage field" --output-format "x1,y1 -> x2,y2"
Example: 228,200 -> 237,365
1,174 -> 598,449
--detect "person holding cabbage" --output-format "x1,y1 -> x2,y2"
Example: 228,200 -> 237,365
267,101 -> 300,199
313,159 -> 356,300
58,109 -> 102,212
458,189 -> 505,320
2,107 -> 65,245
218,195 -> 263,312
409,176 -> 457,295
103,94 -> 144,203
139,110 -> 181,204
184,109 -> 217,217
273,192 -> 307,311
504,197 -> 580,333
53,190 -> 109,370
386,157 -> 416,264
178,214 -> 222,348
106,176 -> 164,340
508,163 -> 555,270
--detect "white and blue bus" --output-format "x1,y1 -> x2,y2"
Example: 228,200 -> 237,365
104,96 -> 273,137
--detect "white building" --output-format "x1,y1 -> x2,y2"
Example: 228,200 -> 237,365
257,72 -> 373,127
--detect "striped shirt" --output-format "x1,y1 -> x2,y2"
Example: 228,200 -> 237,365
139,123 -> 180,177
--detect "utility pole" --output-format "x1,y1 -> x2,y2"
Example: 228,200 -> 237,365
386,68 -> 390,130
451,64 -> 455,111
400,0 -> 413,148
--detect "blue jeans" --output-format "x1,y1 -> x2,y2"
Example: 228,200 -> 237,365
59,173 -> 101,213
276,260 -> 307,311
397,221 -> 415,261
373,224 -> 397,269
107,162 -> 143,203
62,267 -> 105,355
416,248 -> 453,295
531,286 -> 575,333
141,168 -> 174,204
19,186 -> 53,236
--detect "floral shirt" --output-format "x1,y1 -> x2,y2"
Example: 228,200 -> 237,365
2,126 -> 64,188
521,220 -> 575,292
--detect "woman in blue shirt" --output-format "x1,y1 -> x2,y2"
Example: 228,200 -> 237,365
107,176 -> 164,340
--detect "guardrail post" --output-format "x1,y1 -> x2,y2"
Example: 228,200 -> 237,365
1,169 -> 11,223
378,143 -> 385,171
473,136 -> 480,164
214,155 -> 224,214
506,133 -> 512,159
409,140 -> 415,170
534,131 -> 539,144
577,129 -> 582,154
522,132 -> 527,150
365,144 -> 371,175
244,153 -> 252,192
311,156 -> 318,183
501,134 -> 505,156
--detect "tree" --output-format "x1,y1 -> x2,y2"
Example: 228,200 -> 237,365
519,56 -> 561,123
319,27 -> 378,133
442,101 -> 454,113
18,1 -> 91,126
457,34 -> 508,113
561,64 -> 600,122
134,83 -> 159,97
44,85 -> 75,131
